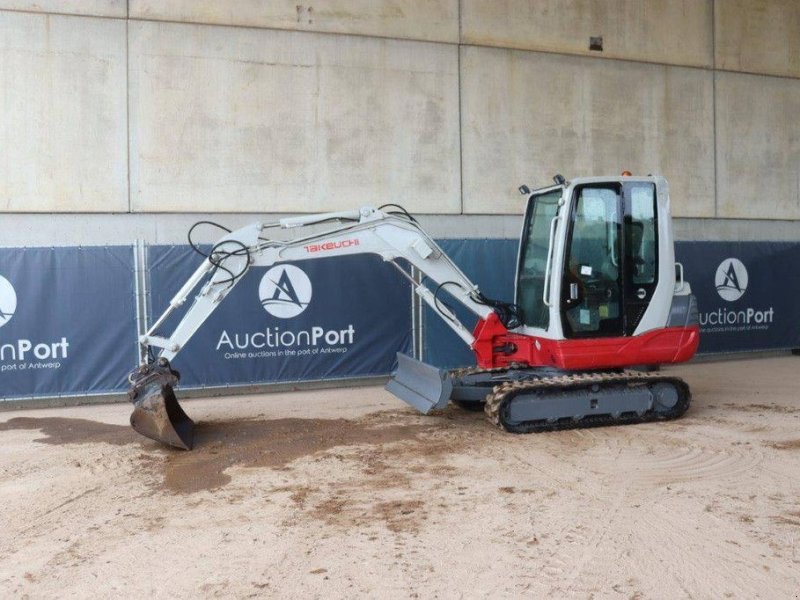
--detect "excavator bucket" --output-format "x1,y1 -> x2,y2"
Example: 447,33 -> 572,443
128,360 -> 194,450
385,352 -> 453,414
130,382 -> 194,450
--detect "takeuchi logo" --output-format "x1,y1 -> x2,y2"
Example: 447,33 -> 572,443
258,265 -> 312,318
0,275 -> 17,328
715,258 -> 748,302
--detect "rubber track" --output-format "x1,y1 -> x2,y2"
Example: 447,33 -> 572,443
483,371 -> 691,433
448,364 -> 522,379
449,364 -> 523,411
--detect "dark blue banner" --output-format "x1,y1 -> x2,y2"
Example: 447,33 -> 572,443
2,239 -> 796,402
147,246 -> 412,387
677,242 -> 800,353
0,246 -> 138,398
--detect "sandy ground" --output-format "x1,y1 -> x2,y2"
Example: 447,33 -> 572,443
0,357 -> 799,599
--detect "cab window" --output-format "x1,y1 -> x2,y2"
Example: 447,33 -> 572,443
562,185 -> 623,338
628,183 -> 658,285
517,189 -> 561,330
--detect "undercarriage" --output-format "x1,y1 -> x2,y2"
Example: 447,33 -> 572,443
449,365 -> 690,433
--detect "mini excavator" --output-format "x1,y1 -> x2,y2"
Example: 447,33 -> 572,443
128,174 -> 699,449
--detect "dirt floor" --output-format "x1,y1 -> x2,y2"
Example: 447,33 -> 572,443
1,357 -> 799,599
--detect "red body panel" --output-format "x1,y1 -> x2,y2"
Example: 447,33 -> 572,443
471,312 -> 699,371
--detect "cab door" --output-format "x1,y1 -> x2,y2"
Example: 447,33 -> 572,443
560,184 -> 624,338
559,180 -> 661,339
622,181 -> 659,335
515,185 -> 563,333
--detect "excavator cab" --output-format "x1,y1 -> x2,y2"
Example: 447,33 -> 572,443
516,175 -> 687,352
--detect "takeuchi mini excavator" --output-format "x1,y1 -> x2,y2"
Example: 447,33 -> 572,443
128,174 -> 700,449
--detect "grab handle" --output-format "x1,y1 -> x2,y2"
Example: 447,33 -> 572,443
542,215 -> 559,307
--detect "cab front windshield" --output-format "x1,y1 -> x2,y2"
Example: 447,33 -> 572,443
516,189 -> 562,330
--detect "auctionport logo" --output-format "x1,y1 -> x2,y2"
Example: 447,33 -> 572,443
0,275 -> 17,328
0,274 -> 70,368
715,258 -> 748,302
699,256 -> 774,331
218,264 -> 356,359
258,265 -> 312,319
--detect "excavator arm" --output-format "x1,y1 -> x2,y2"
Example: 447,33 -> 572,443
141,207 -> 506,360
129,207 -> 519,449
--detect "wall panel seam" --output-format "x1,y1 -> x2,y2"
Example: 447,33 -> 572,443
712,0 -> 718,219
457,0 -> 464,215
126,16 -> 131,213
122,16 -> 460,47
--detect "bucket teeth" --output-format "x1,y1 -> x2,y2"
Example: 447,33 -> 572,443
128,360 -> 194,450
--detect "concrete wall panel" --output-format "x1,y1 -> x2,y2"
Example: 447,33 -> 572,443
130,0 -> 458,43
0,12 -> 127,212
129,21 -> 460,213
716,72 -> 800,220
462,0 -> 712,68
715,0 -> 800,79
0,2 -> 125,18
461,47 -> 714,217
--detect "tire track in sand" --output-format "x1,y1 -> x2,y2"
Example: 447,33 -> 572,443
591,444 -> 763,488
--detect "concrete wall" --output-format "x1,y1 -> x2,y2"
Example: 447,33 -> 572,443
0,1 -> 798,238
461,0 -> 713,68
715,0 -> 800,79
130,0 -> 459,43
129,21 -> 459,213
0,0 -> 125,18
716,72 -> 800,220
0,11 -> 127,212
461,47 -> 714,217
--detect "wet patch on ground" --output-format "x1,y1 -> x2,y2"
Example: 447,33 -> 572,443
0,417 -> 140,446
271,475 -> 432,533
317,498 -> 427,534
257,411 -> 497,532
161,417 -> 444,494
0,413 -> 470,531
0,408 -> 499,545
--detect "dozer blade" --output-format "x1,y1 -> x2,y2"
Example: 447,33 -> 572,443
385,352 -> 453,414
128,359 -> 194,450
